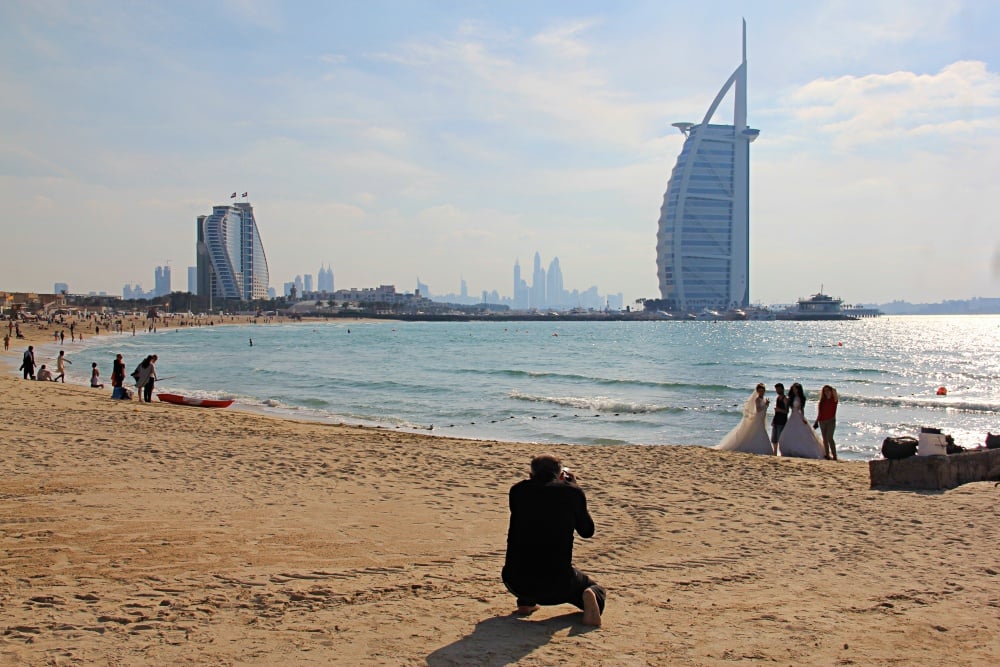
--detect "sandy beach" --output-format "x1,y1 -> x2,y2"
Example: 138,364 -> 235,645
1,321 -> 998,665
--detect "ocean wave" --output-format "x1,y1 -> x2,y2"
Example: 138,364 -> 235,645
470,368 -> 730,392
508,390 -> 682,414
843,394 -> 1000,413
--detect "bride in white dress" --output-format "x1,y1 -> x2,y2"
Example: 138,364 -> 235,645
777,383 -> 825,459
714,383 -> 774,455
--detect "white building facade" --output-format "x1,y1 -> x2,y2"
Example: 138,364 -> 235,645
655,21 -> 759,312
196,201 -> 270,301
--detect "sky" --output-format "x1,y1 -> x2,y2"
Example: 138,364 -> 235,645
1,0 -> 999,307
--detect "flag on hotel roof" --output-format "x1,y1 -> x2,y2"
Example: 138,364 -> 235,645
230,192 -> 237,198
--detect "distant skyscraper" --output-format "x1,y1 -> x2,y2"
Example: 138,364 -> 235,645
304,274 -> 314,294
187,266 -> 197,295
196,201 -> 270,301
460,277 -> 468,299
318,264 -> 334,292
416,278 -> 429,297
513,260 -> 523,307
530,252 -> 546,309
53,282 -> 69,294
655,20 -> 759,311
546,257 -> 564,307
155,265 -> 171,297
294,275 -> 304,296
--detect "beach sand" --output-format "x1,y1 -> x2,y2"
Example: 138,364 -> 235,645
1,322 -> 998,665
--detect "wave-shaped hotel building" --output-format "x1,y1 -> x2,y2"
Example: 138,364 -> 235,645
196,199 -> 270,301
655,21 -> 759,313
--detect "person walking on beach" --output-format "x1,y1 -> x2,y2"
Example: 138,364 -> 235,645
54,350 -> 72,383
814,385 -> 839,460
770,383 -> 789,454
502,454 -> 605,627
3,333 -> 9,351
21,345 -> 36,380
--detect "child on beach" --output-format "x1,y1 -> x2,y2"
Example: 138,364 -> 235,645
90,363 -> 104,389
54,350 -> 71,383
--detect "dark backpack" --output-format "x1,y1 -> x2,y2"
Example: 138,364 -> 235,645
987,433 -> 1000,450
882,436 -> 918,460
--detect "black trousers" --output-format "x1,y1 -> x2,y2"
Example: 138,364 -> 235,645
143,379 -> 154,402
503,567 -> 606,614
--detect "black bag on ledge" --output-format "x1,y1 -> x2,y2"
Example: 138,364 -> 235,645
986,433 -> 1000,449
882,436 -> 918,460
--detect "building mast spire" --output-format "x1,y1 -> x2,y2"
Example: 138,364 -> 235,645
735,18 -> 747,131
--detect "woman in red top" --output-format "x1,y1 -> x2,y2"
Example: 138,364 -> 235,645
814,385 -> 839,460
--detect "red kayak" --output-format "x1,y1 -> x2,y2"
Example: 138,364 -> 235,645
157,393 -> 235,408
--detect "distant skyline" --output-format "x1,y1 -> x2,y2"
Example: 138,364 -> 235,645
2,1 -> 999,305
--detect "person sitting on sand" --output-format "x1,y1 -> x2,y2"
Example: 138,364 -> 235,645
90,362 -> 104,389
501,454 -> 606,626
36,364 -> 54,382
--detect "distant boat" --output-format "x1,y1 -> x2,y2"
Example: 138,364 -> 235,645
157,393 -> 235,408
727,306 -> 776,321
776,291 -> 856,321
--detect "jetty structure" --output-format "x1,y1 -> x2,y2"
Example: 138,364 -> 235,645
655,20 -> 759,315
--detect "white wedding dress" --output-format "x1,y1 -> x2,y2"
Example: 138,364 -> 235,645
777,399 -> 825,459
714,392 -> 774,455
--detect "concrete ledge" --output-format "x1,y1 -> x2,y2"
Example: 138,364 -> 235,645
869,448 -> 1000,490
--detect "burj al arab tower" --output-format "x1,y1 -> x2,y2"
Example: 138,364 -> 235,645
655,20 -> 759,312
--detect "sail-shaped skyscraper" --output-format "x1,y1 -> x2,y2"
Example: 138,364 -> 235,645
196,201 -> 270,301
655,21 -> 759,312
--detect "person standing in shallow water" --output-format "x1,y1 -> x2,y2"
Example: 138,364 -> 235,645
502,454 -> 605,626
815,385 -> 839,460
770,383 -> 789,455
54,350 -> 72,383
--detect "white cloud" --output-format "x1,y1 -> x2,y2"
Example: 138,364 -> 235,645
531,19 -> 599,60
786,61 -> 1000,149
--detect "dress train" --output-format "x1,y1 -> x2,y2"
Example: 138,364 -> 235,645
715,393 -> 774,455
777,401 -> 825,459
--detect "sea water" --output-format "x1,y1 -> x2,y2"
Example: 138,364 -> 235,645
26,315 -> 1000,461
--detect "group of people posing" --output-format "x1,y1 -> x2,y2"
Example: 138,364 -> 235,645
715,382 -> 839,460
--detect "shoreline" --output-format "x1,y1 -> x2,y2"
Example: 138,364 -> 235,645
1,371 -> 998,664
7,315 -> 995,460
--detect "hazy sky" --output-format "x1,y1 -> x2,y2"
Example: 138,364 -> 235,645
2,0 -> 999,306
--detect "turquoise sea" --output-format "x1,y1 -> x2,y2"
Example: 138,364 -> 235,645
19,315 -> 1000,461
